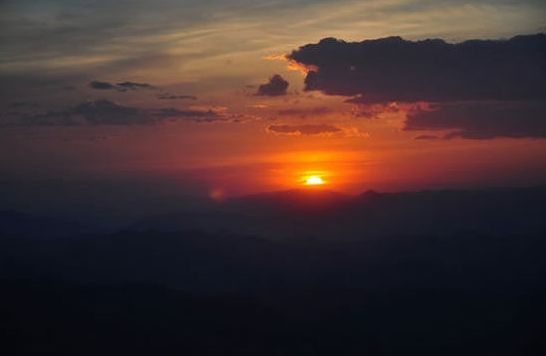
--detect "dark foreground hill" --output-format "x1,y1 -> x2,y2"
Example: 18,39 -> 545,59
2,280 -> 545,356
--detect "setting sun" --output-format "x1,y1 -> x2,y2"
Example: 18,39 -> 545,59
305,176 -> 325,186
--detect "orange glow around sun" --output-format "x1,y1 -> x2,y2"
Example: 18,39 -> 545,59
305,175 -> 325,186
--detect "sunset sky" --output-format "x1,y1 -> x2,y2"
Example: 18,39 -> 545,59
1,0 -> 546,198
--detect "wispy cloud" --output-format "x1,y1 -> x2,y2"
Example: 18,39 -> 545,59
1,100 -> 225,126
89,80 -> 155,92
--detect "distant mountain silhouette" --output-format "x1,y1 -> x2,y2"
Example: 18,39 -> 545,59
128,186 -> 546,238
229,188 -> 350,211
3,186 -> 546,293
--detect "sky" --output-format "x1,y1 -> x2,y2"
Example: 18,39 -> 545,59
1,0 -> 546,200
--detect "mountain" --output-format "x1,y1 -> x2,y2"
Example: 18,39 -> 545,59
0,210 -> 90,238
2,185 -> 546,292
228,188 -> 350,211
129,186 -> 546,239
2,186 -> 546,354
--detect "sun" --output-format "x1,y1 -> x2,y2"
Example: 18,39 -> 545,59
305,175 -> 325,186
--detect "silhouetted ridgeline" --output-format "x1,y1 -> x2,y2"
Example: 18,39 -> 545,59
133,186 -> 546,238
1,186 -> 546,355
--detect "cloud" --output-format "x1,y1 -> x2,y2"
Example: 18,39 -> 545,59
277,106 -> 330,118
351,103 -> 400,119
0,100 -> 223,126
414,135 -> 440,140
157,93 -> 198,100
8,102 -> 39,109
89,80 -> 155,92
153,107 -> 220,121
70,100 -> 148,125
264,53 -> 315,74
289,34 -> 546,139
116,81 -> 155,90
288,34 -> 546,103
89,80 -> 117,90
405,101 -> 546,139
256,74 -> 289,96
267,124 -> 341,136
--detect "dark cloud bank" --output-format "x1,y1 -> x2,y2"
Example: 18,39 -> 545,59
289,34 -> 546,138
408,101 -> 546,139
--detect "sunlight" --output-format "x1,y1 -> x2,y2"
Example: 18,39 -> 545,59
305,175 -> 325,186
